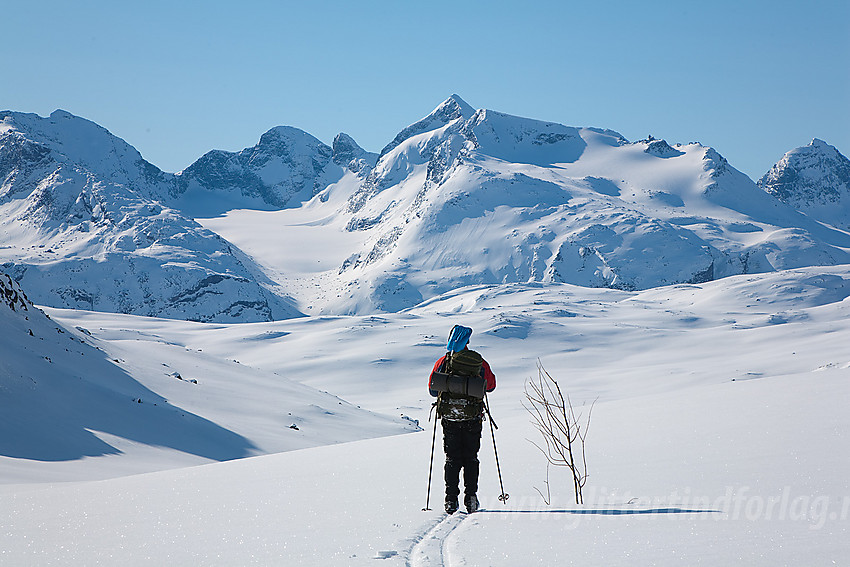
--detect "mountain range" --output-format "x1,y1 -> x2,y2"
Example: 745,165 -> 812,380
2,96 -> 849,320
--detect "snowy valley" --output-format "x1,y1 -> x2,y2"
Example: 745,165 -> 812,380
1,97 -> 849,565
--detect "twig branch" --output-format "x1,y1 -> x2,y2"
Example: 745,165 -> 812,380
523,360 -> 594,504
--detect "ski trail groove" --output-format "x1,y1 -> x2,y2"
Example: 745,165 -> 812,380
407,512 -> 468,567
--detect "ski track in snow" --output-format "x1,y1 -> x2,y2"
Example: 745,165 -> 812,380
407,512 -> 469,567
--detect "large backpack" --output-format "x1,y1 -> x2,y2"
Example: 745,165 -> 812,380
446,349 -> 483,378
436,348 -> 486,421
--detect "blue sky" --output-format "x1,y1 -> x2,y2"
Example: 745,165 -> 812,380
4,1 -> 848,180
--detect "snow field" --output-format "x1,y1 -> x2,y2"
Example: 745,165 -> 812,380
2,266 -> 849,565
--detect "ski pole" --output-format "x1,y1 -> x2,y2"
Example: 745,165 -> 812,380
485,394 -> 509,504
483,393 -> 498,430
422,404 -> 439,511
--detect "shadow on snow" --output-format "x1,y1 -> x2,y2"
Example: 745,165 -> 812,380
0,337 -> 257,462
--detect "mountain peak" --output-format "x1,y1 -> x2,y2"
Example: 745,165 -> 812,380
783,138 -> 844,160
0,108 -> 159,187
332,132 -> 360,156
758,138 -> 850,229
436,94 -> 475,118
173,123 -> 341,216
256,125 -> 327,151
379,95 -> 477,157
49,109 -> 77,121
332,133 -> 377,175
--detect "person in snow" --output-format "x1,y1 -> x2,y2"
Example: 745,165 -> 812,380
428,325 -> 496,514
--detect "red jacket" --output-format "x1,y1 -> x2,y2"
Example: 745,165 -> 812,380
429,353 -> 496,396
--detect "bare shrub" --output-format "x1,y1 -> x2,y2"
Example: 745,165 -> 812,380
523,361 -> 594,504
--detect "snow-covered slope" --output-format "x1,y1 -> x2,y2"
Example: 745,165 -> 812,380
0,111 -> 299,322
2,265 -> 849,564
205,96 -> 850,314
0,271 -> 255,473
0,272 -> 417,483
0,109 -> 172,196
758,138 -> 850,230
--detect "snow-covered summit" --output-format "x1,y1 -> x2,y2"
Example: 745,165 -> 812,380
264,99 -> 850,313
333,132 -> 378,176
1,110 -> 138,169
172,125 -> 343,217
758,138 -> 850,230
379,94 -> 476,157
0,111 -> 300,322
0,110 -> 171,197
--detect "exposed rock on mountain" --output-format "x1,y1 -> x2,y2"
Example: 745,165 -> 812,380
172,126 -> 344,217
332,133 -> 378,177
758,139 -> 850,230
1,272 -> 30,312
379,94 -> 475,157
0,111 -> 299,322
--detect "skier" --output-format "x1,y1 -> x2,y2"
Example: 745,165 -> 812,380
428,325 -> 496,514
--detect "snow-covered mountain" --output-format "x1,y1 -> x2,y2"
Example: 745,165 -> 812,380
206,96 -> 850,314
0,110 -> 299,322
333,132 -> 378,177
4,100 -> 850,319
0,109 -> 172,197
171,126 -> 347,218
758,138 -> 850,230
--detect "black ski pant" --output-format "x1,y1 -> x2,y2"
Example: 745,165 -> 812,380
442,418 -> 482,502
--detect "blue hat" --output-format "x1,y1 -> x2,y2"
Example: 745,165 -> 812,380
446,325 -> 472,353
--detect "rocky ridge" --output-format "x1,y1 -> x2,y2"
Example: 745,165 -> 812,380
758,138 -> 850,230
